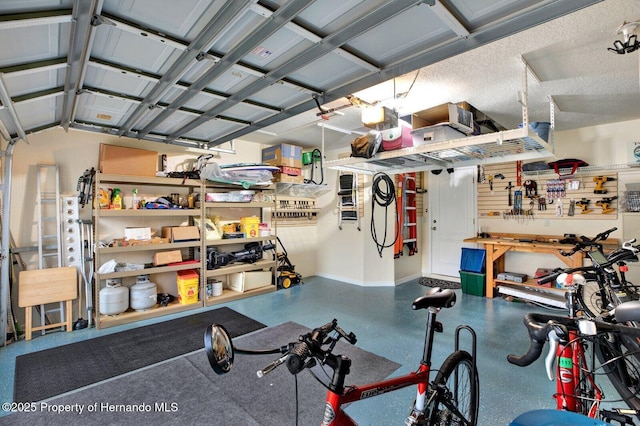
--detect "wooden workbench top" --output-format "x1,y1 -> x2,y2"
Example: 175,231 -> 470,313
464,232 -> 619,251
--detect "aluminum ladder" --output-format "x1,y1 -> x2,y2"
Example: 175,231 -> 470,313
36,164 -> 64,334
337,172 -> 360,231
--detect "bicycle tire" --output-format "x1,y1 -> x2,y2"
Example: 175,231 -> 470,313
425,350 -> 479,426
595,333 -> 640,413
577,280 -> 604,319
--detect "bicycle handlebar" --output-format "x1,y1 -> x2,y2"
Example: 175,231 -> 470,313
559,227 -> 618,257
507,311 -> 640,368
257,319 -> 357,378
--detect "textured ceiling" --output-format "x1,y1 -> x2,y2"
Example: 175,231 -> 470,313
1,0 -> 637,154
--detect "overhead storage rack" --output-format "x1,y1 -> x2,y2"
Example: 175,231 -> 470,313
325,127 -> 555,175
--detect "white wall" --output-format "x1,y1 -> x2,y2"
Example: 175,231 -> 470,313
313,153 -> 416,287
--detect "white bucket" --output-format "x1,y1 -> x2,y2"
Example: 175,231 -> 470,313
212,280 -> 223,297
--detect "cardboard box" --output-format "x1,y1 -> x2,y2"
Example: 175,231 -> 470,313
228,271 -> 272,293
278,166 -> 302,176
124,227 -> 152,241
412,103 -> 474,135
262,143 -> 303,168
411,124 -> 467,146
273,173 -> 304,183
161,226 -> 200,242
152,250 -> 183,266
99,144 -> 158,177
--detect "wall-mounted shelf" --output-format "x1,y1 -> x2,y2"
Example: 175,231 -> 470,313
325,127 -> 554,175
275,182 -> 331,198
522,163 -> 640,177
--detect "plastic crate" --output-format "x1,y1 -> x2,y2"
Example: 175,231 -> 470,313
460,248 -> 486,273
460,271 -> 485,297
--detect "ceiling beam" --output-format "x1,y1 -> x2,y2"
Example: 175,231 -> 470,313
168,0 -> 428,144
60,0 -> 101,131
0,73 -> 27,143
136,0 -> 315,140
0,9 -> 71,29
0,57 -> 67,76
206,0 -> 603,147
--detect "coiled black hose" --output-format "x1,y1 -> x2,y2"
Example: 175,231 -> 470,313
371,172 -> 399,258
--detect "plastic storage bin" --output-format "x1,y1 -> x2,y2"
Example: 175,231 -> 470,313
177,269 -> 199,305
460,248 -> 486,273
460,271 -> 485,296
228,271 -> 272,293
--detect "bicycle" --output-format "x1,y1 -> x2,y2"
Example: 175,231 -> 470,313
559,227 -> 640,318
204,286 -> 480,425
508,271 -> 640,424
547,229 -> 640,410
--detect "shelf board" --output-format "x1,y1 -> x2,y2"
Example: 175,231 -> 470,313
204,285 -> 276,306
497,282 -> 567,309
203,201 -> 274,208
275,182 -> 331,198
203,182 -> 275,190
97,300 -> 203,328
494,278 -> 565,293
205,236 -> 275,246
275,208 -> 320,213
325,127 -> 554,175
98,241 -> 200,254
204,259 -> 276,278
95,208 -> 200,217
96,262 -> 202,279
98,173 -> 201,187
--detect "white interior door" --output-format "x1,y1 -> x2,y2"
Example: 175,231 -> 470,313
429,166 -> 476,277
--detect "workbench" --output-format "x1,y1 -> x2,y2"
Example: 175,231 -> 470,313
464,233 -> 619,298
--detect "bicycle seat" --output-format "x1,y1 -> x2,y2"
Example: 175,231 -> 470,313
412,287 -> 456,310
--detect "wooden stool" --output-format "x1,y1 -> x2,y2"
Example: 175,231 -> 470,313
18,266 -> 77,340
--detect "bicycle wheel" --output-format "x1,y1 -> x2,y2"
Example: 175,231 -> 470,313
426,350 -> 479,425
577,280 -> 604,318
595,332 -> 640,412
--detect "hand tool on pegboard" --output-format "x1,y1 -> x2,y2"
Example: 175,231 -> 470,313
516,161 -> 522,186
593,176 -> 616,194
576,198 -> 592,214
505,181 -> 514,206
596,196 -> 618,213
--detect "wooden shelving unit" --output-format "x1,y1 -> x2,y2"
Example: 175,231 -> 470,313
93,174 -> 278,328
201,182 -> 277,308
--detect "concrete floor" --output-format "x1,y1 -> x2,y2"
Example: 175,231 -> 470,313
0,276 -> 632,424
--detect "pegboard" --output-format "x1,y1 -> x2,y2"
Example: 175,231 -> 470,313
477,162 -> 619,220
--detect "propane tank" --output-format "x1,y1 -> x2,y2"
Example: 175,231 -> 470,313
99,279 -> 129,315
130,275 -> 157,311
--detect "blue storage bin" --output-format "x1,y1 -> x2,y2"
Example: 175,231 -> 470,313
460,248 -> 486,273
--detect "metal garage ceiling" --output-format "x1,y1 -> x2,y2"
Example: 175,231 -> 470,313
0,0 -> 608,150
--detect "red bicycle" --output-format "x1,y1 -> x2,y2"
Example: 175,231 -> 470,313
204,287 -> 479,425
508,273 -> 640,425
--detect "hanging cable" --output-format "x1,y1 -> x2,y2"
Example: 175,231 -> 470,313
371,172 -> 399,258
